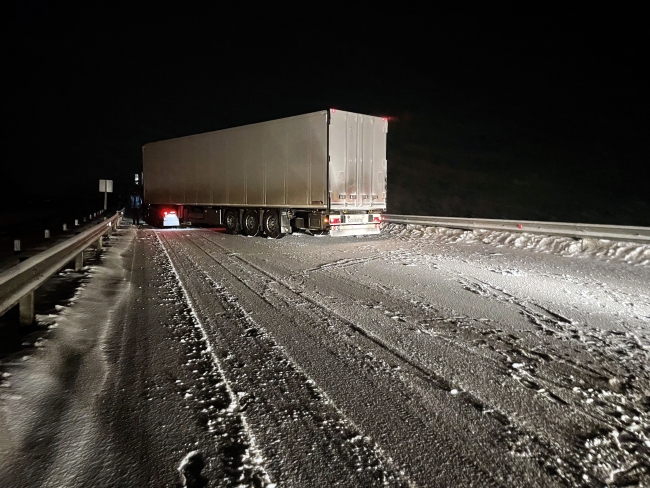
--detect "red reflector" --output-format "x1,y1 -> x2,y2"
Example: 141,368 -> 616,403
373,216 -> 381,223
330,216 -> 341,224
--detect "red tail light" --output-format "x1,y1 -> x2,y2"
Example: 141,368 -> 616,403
373,215 -> 381,223
329,215 -> 341,224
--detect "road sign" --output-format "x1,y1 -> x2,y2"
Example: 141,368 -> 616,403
99,179 -> 113,192
100,179 -> 113,210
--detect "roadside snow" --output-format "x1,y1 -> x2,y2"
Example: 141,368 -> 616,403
382,223 -> 650,265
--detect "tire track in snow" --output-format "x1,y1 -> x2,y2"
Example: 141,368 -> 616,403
375,230 -> 650,485
458,274 -> 650,383
454,275 -> 650,485
191,232 -> 543,487
382,248 -> 650,486
272,240 -> 650,486
303,255 -> 383,273
156,232 -> 275,487
196,235 -> 455,392
160,232 -> 413,487
291,260 -> 592,485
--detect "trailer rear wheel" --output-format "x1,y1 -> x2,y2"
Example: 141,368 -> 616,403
263,210 -> 282,239
224,208 -> 239,234
242,209 -> 260,237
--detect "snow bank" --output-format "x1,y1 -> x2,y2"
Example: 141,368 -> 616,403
382,223 -> 650,265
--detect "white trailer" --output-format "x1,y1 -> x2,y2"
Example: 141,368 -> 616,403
142,109 -> 387,237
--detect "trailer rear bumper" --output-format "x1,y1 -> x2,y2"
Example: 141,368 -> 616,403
329,223 -> 381,237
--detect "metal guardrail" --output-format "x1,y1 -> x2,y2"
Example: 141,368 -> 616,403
0,211 -> 122,324
382,214 -> 650,244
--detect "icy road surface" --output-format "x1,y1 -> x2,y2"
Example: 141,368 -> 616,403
1,224 -> 649,487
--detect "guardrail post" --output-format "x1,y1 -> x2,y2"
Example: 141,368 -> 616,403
19,292 -> 34,325
96,236 -> 103,250
74,252 -> 83,271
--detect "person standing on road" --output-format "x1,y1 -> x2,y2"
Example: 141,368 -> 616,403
130,190 -> 143,225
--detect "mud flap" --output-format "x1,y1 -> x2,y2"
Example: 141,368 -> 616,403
281,211 -> 292,234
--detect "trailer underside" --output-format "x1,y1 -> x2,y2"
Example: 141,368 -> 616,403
145,204 -> 383,237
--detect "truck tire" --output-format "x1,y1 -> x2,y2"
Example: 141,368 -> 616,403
224,208 -> 239,234
263,209 -> 283,239
242,209 -> 260,237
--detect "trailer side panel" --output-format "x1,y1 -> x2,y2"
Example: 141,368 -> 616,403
143,111 -> 328,209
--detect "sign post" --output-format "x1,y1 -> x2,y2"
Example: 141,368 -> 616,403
99,179 -> 113,211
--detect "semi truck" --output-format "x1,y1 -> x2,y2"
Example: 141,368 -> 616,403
142,109 -> 387,237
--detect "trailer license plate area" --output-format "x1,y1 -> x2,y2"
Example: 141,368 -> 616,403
346,214 -> 367,224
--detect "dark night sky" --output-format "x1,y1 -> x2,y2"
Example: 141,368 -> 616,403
4,4 -> 648,225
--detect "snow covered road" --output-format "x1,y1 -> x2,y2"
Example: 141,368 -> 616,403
1,225 -> 649,486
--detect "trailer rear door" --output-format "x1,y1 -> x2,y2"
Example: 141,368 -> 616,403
329,109 -> 387,211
